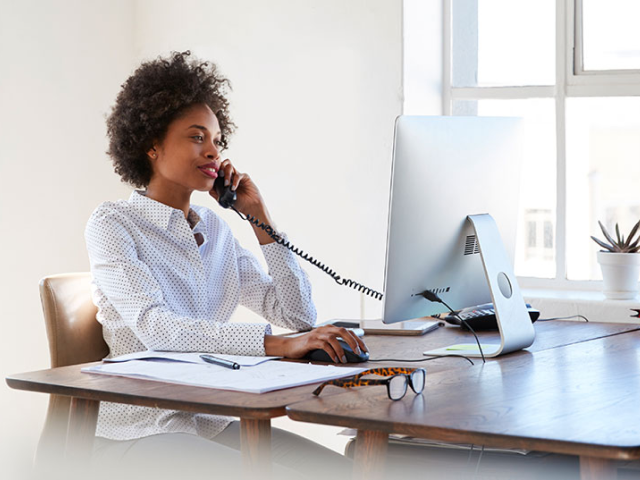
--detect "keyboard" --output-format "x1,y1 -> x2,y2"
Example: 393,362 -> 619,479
436,303 -> 540,331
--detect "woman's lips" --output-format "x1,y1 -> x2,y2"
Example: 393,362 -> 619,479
198,166 -> 218,179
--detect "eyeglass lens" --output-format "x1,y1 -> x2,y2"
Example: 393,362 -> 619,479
388,375 -> 408,400
410,369 -> 426,394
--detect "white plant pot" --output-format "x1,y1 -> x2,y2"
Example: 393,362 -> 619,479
597,251 -> 640,300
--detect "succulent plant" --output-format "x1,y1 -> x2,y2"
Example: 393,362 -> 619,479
591,220 -> 640,253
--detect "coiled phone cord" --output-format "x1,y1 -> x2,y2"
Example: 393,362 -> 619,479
232,206 -> 384,300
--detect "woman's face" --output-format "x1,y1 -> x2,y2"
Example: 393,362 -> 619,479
148,103 -> 223,194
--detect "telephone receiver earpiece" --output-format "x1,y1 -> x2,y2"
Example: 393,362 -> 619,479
214,172 -> 237,209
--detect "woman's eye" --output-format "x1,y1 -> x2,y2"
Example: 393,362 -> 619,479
215,140 -> 223,147
192,135 -> 204,141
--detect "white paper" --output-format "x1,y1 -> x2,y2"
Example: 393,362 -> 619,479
83,359 -> 365,394
104,351 -> 281,367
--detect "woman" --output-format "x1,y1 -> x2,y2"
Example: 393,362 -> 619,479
86,51 -> 366,479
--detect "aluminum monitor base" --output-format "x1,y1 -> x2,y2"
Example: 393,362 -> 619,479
423,214 -> 535,359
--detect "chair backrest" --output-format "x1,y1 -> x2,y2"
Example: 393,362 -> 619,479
40,272 -> 109,367
36,273 -> 109,467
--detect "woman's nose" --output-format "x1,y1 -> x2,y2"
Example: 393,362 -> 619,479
204,142 -> 219,160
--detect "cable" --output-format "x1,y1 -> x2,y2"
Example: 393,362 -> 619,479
368,354 -> 475,366
537,314 -> 589,322
466,444 -> 475,465
232,207 -> 384,300
414,290 -> 486,363
445,305 -> 486,364
472,445 -> 485,480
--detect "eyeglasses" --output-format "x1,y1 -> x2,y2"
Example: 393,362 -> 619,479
312,367 -> 426,401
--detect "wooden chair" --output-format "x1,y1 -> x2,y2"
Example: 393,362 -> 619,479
36,273 -> 109,467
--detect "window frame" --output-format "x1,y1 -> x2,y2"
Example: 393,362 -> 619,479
442,0 -> 640,291
572,0 -> 640,81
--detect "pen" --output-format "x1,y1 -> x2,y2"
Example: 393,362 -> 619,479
200,354 -> 241,370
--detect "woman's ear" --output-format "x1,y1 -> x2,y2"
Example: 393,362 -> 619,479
147,146 -> 158,160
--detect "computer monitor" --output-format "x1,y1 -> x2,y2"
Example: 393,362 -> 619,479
381,116 -> 535,358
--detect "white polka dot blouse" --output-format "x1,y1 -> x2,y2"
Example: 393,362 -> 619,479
85,190 -> 316,441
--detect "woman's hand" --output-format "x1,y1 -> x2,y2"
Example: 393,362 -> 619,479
209,158 -> 264,217
210,158 -> 277,245
264,326 -> 369,364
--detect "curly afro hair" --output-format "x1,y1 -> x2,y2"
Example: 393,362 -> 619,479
106,51 -> 235,188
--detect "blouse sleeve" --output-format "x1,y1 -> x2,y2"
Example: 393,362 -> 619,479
85,207 -> 271,355
236,235 -> 317,332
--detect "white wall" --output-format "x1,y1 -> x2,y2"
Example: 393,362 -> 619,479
403,0 -> 443,115
0,1 -> 403,477
0,1 -> 136,477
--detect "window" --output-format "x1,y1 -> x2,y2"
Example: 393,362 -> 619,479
430,0 -> 640,288
580,0 -> 640,72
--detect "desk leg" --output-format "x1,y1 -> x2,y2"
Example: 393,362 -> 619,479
240,418 -> 272,477
65,397 -> 99,467
579,456 -> 616,480
353,430 -> 389,480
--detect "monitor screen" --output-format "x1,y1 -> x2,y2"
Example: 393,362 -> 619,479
382,116 -> 523,324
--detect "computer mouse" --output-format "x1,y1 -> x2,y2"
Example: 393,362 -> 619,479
305,338 -> 369,363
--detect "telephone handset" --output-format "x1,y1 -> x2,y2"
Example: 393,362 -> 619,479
212,173 -> 383,300
213,174 -> 237,209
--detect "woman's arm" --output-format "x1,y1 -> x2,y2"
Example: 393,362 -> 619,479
214,159 -> 317,331
235,235 -> 317,331
211,159 -> 368,360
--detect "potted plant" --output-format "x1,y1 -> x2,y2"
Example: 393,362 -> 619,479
591,220 -> 640,300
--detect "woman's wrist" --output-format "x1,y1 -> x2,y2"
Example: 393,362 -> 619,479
264,334 -> 287,356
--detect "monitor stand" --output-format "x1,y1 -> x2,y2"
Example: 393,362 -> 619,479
424,214 -> 536,358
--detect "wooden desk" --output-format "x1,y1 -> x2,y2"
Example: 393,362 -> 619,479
287,327 -> 640,480
6,321 -> 638,474
6,361 -> 331,474
360,319 -> 640,364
